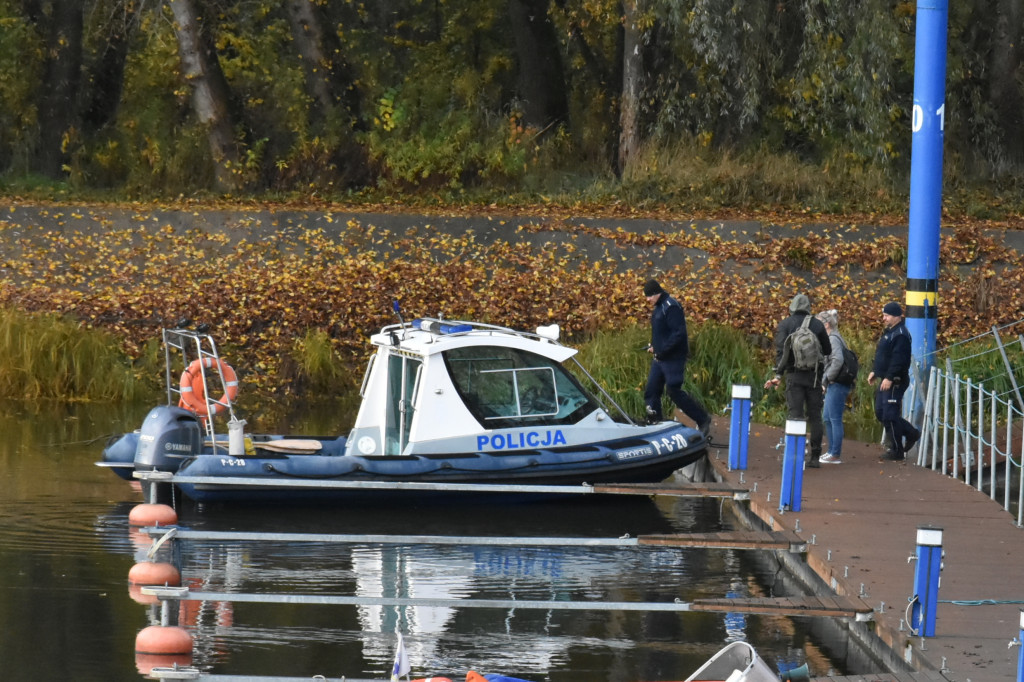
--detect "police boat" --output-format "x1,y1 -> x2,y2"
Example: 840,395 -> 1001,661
98,318 -> 708,505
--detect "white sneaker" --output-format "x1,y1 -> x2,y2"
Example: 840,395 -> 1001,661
819,453 -> 842,464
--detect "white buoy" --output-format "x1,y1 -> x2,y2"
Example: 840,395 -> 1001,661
228,417 -> 247,456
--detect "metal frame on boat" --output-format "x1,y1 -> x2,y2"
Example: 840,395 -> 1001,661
99,318 -> 708,504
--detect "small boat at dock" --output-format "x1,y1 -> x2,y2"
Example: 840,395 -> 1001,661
98,318 -> 707,505
683,641 -> 788,681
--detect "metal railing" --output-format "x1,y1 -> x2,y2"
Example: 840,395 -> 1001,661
918,363 -> 1024,527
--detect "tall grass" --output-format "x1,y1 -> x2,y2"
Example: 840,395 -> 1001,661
290,329 -> 348,391
0,305 -> 975,447
618,138 -> 906,215
0,308 -> 149,401
938,332 -> 1024,399
571,325 -> 652,418
574,322 -> 777,422
575,322 -> 883,438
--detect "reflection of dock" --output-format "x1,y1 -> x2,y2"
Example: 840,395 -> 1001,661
141,526 -> 868,621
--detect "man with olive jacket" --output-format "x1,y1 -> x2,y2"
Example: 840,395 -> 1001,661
764,293 -> 832,467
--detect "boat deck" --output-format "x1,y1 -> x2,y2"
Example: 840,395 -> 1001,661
705,417 -> 1024,681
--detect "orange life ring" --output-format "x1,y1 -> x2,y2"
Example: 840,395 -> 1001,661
179,357 -> 238,417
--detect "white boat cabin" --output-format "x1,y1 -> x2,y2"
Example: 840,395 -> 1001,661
344,319 -> 637,457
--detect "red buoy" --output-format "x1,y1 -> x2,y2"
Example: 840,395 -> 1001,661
128,561 -> 181,586
129,503 -> 178,526
135,624 -> 193,655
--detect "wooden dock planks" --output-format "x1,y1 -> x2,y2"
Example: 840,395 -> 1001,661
637,529 -> 807,552
690,594 -> 873,619
592,481 -> 749,499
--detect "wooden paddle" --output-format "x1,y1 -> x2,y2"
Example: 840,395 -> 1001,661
253,439 -> 323,454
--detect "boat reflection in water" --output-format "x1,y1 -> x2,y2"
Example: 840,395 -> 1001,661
121,495 -> 836,681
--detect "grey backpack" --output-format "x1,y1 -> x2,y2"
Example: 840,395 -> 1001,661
787,316 -> 822,371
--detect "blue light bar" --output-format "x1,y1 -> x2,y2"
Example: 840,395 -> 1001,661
412,318 -> 473,335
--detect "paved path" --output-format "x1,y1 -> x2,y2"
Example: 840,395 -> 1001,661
703,417 -> 1024,681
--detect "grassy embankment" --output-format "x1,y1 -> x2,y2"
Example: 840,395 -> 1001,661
0,305 -> 1014,442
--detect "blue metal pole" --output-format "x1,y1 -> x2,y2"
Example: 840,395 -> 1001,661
905,0 -> 948,409
729,385 -> 751,470
911,527 -> 943,636
1017,610 -> 1024,682
779,420 -> 806,512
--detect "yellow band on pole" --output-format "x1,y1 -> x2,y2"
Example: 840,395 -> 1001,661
905,290 -> 937,307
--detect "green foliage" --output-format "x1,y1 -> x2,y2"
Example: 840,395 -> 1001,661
0,5 -> 41,174
0,308 -> 152,401
361,1 -> 527,191
688,322 -> 771,410
69,8 -> 209,192
2,0 -> 1024,214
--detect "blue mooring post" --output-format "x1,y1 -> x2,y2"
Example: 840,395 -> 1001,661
728,384 -> 751,470
905,0 -> 949,416
910,526 -> 943,637
779,420 -> 806,512
1017,610 -> 1023,682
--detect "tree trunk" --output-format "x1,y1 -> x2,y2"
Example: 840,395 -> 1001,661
506,0 -> 569,132
989,0 -> 1024,165
286,0 -> 345,121
617,0 -> 642,178
166,0 -> 242,193
81,3 -> 138,136
31,0 -> 83,178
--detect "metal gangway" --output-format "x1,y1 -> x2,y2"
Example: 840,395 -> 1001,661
917,323 -> 1024,526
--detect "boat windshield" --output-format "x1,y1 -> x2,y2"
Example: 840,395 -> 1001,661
443,346 -> 599,428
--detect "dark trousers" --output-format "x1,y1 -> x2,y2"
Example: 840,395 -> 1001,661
874,383 -> 919,458
784,370 -> 824,458
644,359 -> 709,427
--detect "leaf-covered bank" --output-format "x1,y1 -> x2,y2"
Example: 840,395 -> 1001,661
2,204 -> 1022,434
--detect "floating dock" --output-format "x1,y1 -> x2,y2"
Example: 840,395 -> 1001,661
704,417 -> 1024,681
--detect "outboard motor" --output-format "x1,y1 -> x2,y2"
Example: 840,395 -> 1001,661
135,405 -> 202,472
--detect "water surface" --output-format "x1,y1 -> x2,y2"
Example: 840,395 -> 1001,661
0,401 -> 857,681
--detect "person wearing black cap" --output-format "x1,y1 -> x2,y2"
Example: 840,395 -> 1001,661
642,278 -> 712,439
764,293 -> 832,467
868,301 -> 920,462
